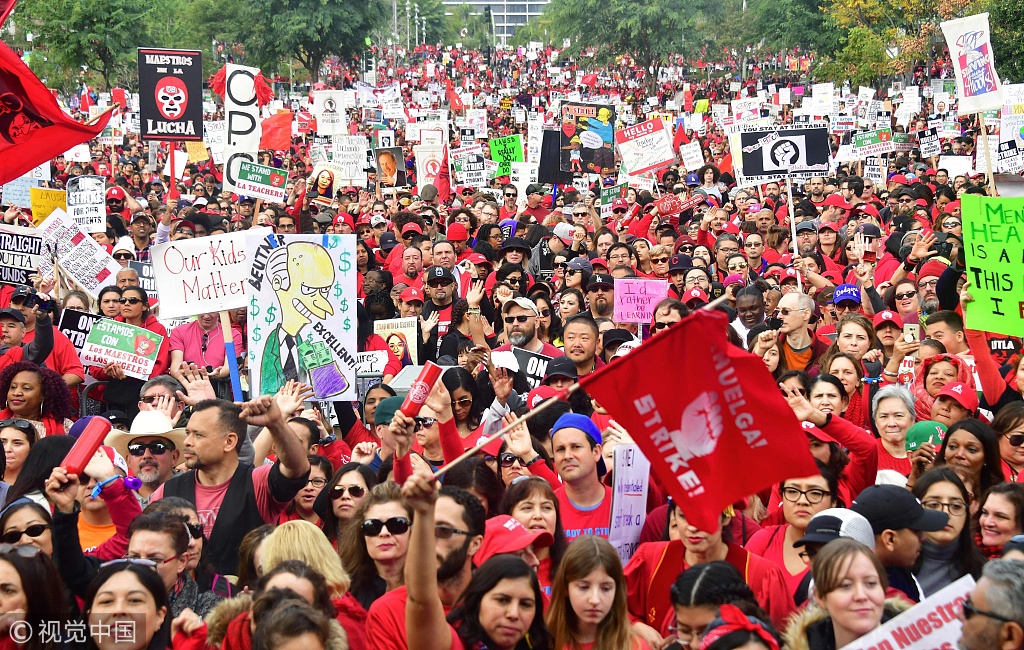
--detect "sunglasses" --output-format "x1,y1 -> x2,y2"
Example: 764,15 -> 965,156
119,297 -> 144,305
362,517 -> 411,537
331,484 -> 367,499
612,209 -> 627,214
539,308 -> 551,317
653,321 -> 673,330
505,193 -> 517,198
127,441 -> 174,456
651,257 -> 670,264
0,525 -> 50,545
504,315 -> 532,324
773,307 -> 806,317
1006,433 -> 1024,447
565,269 -> 579,276
451,396 -> 473,407
943,221 -> 961,228
894,291 -> 917,301
428,281 -> 453,288
962,598 -> 1016,624
99,557 -> 159,570
0,418 -> 35,435
499,452 -> 526,467
413,416 -> 436,431
113,253 -> 134,260
434,524 -> 472,539
678,246 -> 694,253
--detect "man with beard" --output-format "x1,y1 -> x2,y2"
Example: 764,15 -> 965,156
795,222 -> 819,255
586,273 -> 614,319
151,395 -> 311,575
915,260 -> 947,317
493,297 -> 564,358
806,176 -> 826,207
104,411 -> 185,508
420,266 -> 457,360
563,314 -> 603,377
366,484 -> 486,650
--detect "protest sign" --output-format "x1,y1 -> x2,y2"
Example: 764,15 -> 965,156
185,141 -> 209,163
613,278 -> 669,322
329,136 -> 370,187
854,128 -> 895,157
939,155 -> 973,179
615,118 -> 675,176
941,14 -> 1004,114
512,347 -> 553,389
137,48 -> 203,141
0,225 -> 44,286
81,318 -> 165,380
960,194 -> 1024,336
466,108 -> 487,138
892,131 -> 914,153
29,187 -> 66,224
65,175 -> 106,233
678,141 -> 704,172
313,90 -> 347,136
151,228 -> 271,319
1,176 -> 38,208
414,146 -> 444,194
527,113 -> 543,163
736,124 -> 830,183
461,154 -> 487,187
560,103 -> 616,173
489,135 -> 524,177
246,233 -> 358,400
459,128 -> 476,147
222,64 -> 263,193
600,183 -> 628,222
36,209 -> 120,298
509,161 -> 539,198
374,317 -> 419,366
57,308 -> 102,355
998,140 -> 1024,174
204,120 -> 226,163
374,146 -> 407,190
840,575 -> 973,650
234,161 -> 288,202
608,445 -> 651,563
356,351 -> 389,375
128,261 -> 158,295
918,127 -> 941,158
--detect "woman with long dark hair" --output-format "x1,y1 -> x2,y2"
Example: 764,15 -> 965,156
910,467 -> 985,595
499,476 -> 567,597
0,545 -> 69,650
441,367 -> 485,439
316,463 -> 377,547
83,561 -> 172,650
4,436 -> 75,508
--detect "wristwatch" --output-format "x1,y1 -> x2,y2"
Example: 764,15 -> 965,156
524,456 -> 543,467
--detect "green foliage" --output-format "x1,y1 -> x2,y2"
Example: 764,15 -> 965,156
750,0 -> 843,56
443,4 -> 492,50
813,26 -> 890,86
988,0 -> 1024,81
509,15 -> 553,47
239,0 -> 388,80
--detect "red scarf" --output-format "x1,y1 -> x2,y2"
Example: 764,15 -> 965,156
842,386 -> 870,430
0,408 -> 65,437
221,611 -> 253,650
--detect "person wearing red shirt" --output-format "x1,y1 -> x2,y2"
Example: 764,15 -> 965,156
519,183 -> 551,221
550,413 -> 612,541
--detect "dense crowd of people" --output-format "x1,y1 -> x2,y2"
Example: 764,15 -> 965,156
0,37 -> 1023,650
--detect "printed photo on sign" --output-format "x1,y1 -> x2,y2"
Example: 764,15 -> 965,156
137,48 -> 203,141
374,317 -> 419,366
246,233 -> 358,401
560,103 -> 616,173
374,146 -> 407,189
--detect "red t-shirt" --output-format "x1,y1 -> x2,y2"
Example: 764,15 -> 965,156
366,586 -> 458,650
555,485 -> 612,541
743,523 -> 808,596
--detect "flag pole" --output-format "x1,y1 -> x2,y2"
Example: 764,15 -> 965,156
430,294 -> 730,479
84,105 -> 117,127
785,171 -> 802,291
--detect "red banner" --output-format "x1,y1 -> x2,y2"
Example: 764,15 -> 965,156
580,310 -> 817,532
0,44 -> 111,184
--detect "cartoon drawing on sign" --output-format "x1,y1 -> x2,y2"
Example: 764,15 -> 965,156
155,78 -> 188,120
259,242 -> 348,397
312,167 -> 336,200
386,332 -> 413,367
668,391 -> 723,463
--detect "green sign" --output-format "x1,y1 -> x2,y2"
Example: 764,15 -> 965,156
960,193 -> 1024,337
235,161 -> 288,202
599,183 -> 628,221
488,135 -> 523,177
853,128 -> 894,157
81,318 -> 165,380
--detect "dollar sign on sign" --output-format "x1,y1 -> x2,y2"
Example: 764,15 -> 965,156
339,251 -> 352,273
340,298 -> 349,312
342,317 -> 351,332
334,284 -> 343,299
265,304 -> 278,325
252,324 -> 262,343
249,295 -> 260,319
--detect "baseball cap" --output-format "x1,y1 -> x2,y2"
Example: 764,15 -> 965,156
399,287 -> 425,304
873,310 -> 904,329
682,287 -> 708,305
99,410 -> 131,428
446,223 -> 469,241
466,252 -> 491,267
685,173 -> 700,187
552,222 -> 575,245
526,385 -> 560,409
402,222 -> 423,236
566,257 -> 593,274
333,212 -> 355,229
425,266 -> 456,285
611,198 -> 629,211
550,412 -> 606,475
723,273 -> 745,287
817,221 -> 839,233
501,296 -> 540,315
822,194 -> 852,209
378,232 -> 399,253
890,174 -> 908,185
543,357 -> 578,383
668,254 -> 692,272
851,484 -> 948,534
587,273 -> 614,290
601,329 -> 636,355
370,214 -> 387,228
795,221 -> 817,234
935,382 -> 978,412
854,223 -> 882,239
794,508 -> 876,549
905,420 -> 947,452
831,284 -> 861,305
525,183 -> 546,196
0,308 -> 24,324
106,186 -> 126,200
10,286 -> 36,302
475,515 -> 554,567
780,268 -> 800,283
374,395 -> 405,426
800,420 -> 836,444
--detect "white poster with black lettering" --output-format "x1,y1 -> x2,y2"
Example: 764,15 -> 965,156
608,444 -> 651,563
918,127 -> 941,158
512,348 -> 552,389
57,308 -> 102,355
222,64 -> 263,194
313,91 -> 347,136
65,175 -> 107,233
736,124 -> 831,184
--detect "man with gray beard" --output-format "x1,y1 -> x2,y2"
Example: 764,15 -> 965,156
104,410 -> 186,508
493,297 -> 564,358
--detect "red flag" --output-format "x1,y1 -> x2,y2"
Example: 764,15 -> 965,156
581,73 -> 598,87
0,44 -> 111,184
259,111 -> 293,150
80,86 -> 92,113
0,0 -> 15,25
111,88 -> 127,112
579,310 -> 817,533
446,79 -> 464,112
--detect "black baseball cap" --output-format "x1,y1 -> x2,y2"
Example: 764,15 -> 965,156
10,286 -> 36,302
100,410 -> 130,427
587,273 -> 614,290
851,485 -> 948,534
668,254 -> 692,273
0,308 -> 25,324
543,356 -> 578,383
425,266 -> 456,285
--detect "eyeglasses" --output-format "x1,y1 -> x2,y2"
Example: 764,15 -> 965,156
781,486 -> 831,504
413,416 -> 436,431
962,598 -> 1016,624
331,484 -> 367,498
919,279 -> 939,289
504,315 -> 532,324
1004,433 -> 1024,447
305,477 -> 328,488
113,253 -> 134,260
943,221 -> 961,229
651,257 -> 669,265
499,452 -> 526,467
922,499 -> 967,516
362,517 -> 411,537
744,241 -> 763,248
667,623 -> 706,643
728,263 -> 748,271
434,524 -> 472,539
119,297 -> 143,305
0,543 -> 42,558
773,307 -> 806,317
452,396 -> 473,407
894,291 -> 917,301
538,308 -> 551,317
139,394 -> 177,405
126,553 -> 179,565
127,441 -> 174,456
0,524 -> 50,545
0,418 -> 35,434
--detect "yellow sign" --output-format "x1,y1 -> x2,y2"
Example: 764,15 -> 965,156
185,141 -> 210,163
29,187 -> 66,225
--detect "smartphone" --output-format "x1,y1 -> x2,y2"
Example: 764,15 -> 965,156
904,323 -> 920,358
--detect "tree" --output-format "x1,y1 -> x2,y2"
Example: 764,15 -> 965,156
750,0 -> 844,56
543,0 -> 692,92
988,0 -> 1024,81
19,0 -> 158,89
812,27 -> 891,86
239,0 -> 388,81
443,3 -> 492,50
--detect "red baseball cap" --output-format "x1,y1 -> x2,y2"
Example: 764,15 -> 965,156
683,287 -> 708,304
936,382 -> 978,412
446,223 -> 469,241
612,198 -> 628,210
801,420 -> 836,444
817,221 -> 839,232
399,286 -> 424,304
527,385 -> 559,409
106,186 -> 126,200
591,257 -> 609,271
475,515 -> 553,567
781,268 -> 800,282
873,310 -> 904,329
402,222 -> 423,236
822,194 -> 851,209
890,174 -> 908,185
333,212 -> 354,229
